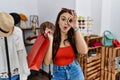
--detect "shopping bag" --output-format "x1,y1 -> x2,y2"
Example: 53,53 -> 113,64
27,34 -> 49,71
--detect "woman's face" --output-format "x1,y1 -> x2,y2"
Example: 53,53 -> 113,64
58,12 -> 72,33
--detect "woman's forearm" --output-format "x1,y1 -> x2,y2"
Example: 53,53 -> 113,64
74,29 -> 88,54
43,39 -> 53,66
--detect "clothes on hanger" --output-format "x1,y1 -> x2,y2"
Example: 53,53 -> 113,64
0,26 -> 30,80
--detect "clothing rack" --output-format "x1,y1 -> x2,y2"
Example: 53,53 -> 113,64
4,37 -> 11,80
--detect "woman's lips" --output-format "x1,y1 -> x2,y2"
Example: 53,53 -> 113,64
64,27 -> 67,30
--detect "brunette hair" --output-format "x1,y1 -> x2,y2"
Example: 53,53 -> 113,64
52,8 -> 78,60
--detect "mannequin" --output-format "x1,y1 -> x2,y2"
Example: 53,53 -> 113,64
0,12 -> 30,79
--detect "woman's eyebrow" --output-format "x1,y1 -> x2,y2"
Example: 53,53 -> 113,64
61,16 -> 66,18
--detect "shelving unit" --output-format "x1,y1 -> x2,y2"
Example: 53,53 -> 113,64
21,27 -> 40,52
21,27 -> 40,30
21,27 -> 40,43
78,36 -> 103,80
101,47 -> 120,80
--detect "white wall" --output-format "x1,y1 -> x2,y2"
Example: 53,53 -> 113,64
76,0 -> 120,40
38,0 -> 75,24
110,0 -> 120,40
76,0 -> 102,35
101,0 -> 112,35
76,0 -> 91,16
0,0 -> 38,18
101,0 -> 120,40
91,0 -> 102,35
0,0 -> 75,24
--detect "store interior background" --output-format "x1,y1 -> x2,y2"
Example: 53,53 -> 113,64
0,0 -> 120,40
0,0 -> 120,73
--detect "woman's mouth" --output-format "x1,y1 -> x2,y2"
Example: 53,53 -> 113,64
64,27 -> 67,30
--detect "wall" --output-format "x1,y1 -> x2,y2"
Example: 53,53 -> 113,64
91,0 -> 102,35
38,0 -> 75,24
76,0 -> 91,16
76,0 -> 120,40
110,0 -> 120,40
0,0 -> 38,18
101,0 -> 112,35
101,0 -> 120,40
76,0 -> 102,35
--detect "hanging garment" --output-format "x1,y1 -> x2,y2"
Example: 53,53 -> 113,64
0,27 -> 30,80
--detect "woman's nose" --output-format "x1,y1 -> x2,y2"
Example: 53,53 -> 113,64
65,20 -> 68,25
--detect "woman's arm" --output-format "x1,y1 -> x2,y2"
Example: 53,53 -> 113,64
74,29 -> 88,54
68,10 -> 88,54
44,38 -> 53,66
43,28 -> 53,66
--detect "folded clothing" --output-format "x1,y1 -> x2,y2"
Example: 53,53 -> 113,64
89,41 -> 102,47
112,39 -> 120,47
25,36 -> 37,44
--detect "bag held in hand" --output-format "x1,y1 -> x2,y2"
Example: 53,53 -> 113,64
102,30 -> 114,46
27,34 -> 49,71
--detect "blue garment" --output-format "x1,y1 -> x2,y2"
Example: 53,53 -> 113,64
51,60 -> 84,80
0,75 -> 19,80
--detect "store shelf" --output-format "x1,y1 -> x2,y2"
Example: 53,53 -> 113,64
21,27 -> 40,30
78,36 -> 102,80
25,43 -> 34,46
88,46 -> 102,50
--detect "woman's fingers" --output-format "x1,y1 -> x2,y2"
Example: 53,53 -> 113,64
68,16 -> 72,23
67,16 -> 72,27
45,28 -> 53,34
67,10 -> 78,28
44,28 -> 54,38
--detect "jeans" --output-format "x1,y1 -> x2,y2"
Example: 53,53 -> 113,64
0,74 -> 19,80
51,60 -> 84,80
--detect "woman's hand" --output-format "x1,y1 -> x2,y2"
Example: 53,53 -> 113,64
44,28 -> 54,41
67,10 -> 78,29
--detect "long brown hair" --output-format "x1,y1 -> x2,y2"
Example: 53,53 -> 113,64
52,8 -> 78,60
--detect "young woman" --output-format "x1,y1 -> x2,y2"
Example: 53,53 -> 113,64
44,8 -> 88,80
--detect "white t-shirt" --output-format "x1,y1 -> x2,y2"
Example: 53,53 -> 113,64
0,27 -> 30,79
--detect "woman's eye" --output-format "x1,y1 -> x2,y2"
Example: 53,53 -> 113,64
62,18 -> 66,21
69,19 -> 72,23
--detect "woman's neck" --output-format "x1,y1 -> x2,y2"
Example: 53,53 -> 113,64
60,32 -> 70,47
61,32 -> 67,41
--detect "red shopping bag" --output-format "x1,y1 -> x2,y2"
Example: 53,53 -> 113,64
27,34 -> 49,71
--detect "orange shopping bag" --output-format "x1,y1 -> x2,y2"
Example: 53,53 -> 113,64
27,34 -> 49,71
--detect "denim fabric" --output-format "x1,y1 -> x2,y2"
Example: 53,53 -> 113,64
0,74 -> 19,80
51,60 -> 84,80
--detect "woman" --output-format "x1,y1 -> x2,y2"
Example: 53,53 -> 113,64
44,8 -> 88,80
